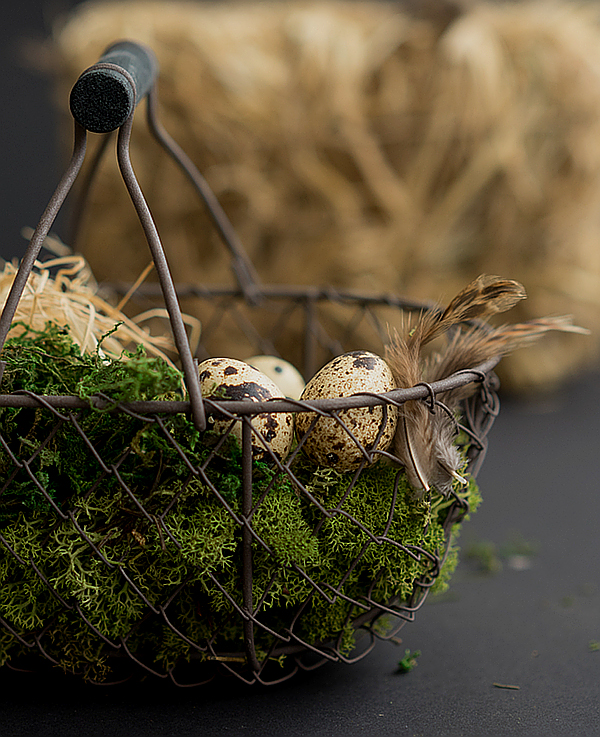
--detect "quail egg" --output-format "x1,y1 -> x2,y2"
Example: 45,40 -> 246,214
245,355 -> 306,399
198,357 -> 294,462
295,350 -> 397,470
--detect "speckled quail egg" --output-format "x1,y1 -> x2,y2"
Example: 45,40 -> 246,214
295,350 -> 398,470
198,357 -> 294,462
245,355 -> 306,400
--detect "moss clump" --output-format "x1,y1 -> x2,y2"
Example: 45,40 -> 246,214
0,322 -> 479,680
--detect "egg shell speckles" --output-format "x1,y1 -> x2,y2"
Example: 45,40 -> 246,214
198,358 -> 294,462
295,350 -> 398,470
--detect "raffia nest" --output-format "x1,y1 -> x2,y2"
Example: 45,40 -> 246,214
51,0 -> 600,391
0,232 -> 200,362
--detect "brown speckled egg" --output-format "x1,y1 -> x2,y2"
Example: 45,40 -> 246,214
295,350 -> 397,470
198,358 -> 294,462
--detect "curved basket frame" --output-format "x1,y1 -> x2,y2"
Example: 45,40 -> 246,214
0,43 -> 502,686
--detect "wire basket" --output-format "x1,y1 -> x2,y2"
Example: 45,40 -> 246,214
0,42 -> 500,686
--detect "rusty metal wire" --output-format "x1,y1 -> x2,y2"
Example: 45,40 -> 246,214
0,41 -> 502,686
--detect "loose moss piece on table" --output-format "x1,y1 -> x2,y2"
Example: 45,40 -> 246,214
0,322 -> 480,681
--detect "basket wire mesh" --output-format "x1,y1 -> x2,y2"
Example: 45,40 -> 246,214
0,41 -> 500,686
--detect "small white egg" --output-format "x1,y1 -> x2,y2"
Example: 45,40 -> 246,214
198,358 -> 294,462
295,350 -> 397,470
245,355 -> 306,400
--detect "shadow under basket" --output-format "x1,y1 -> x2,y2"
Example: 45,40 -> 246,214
0,41 -> 501,686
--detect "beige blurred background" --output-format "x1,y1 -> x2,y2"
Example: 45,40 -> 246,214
47,0 -> 600,391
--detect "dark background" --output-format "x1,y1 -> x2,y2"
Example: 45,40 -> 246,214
1,3 -> 599,736
0,2 -> 69,262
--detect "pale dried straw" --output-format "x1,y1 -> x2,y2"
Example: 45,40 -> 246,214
0,231 -> 201,364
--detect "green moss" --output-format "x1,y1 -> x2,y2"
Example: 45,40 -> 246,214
397,648 -> 421,673
0,322 -> 481,680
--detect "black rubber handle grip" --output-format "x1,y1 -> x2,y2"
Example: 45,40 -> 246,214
69,41 -> 158,133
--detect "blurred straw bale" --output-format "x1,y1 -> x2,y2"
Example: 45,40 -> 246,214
50,0 -> 600,391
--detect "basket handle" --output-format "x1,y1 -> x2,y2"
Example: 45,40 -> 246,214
68,42 -> 262,303
0,41 -> 207,431
145,88 -> 262,304
69,40 -> 158,133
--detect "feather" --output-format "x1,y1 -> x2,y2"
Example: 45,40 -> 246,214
406,274 -> 527,350
427,315 -> 590,406
385,276 -> 589,498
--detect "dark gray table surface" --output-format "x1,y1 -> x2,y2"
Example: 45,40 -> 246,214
1,4 -> 599,736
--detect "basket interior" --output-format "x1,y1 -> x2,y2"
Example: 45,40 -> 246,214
0,292 -> 497,686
